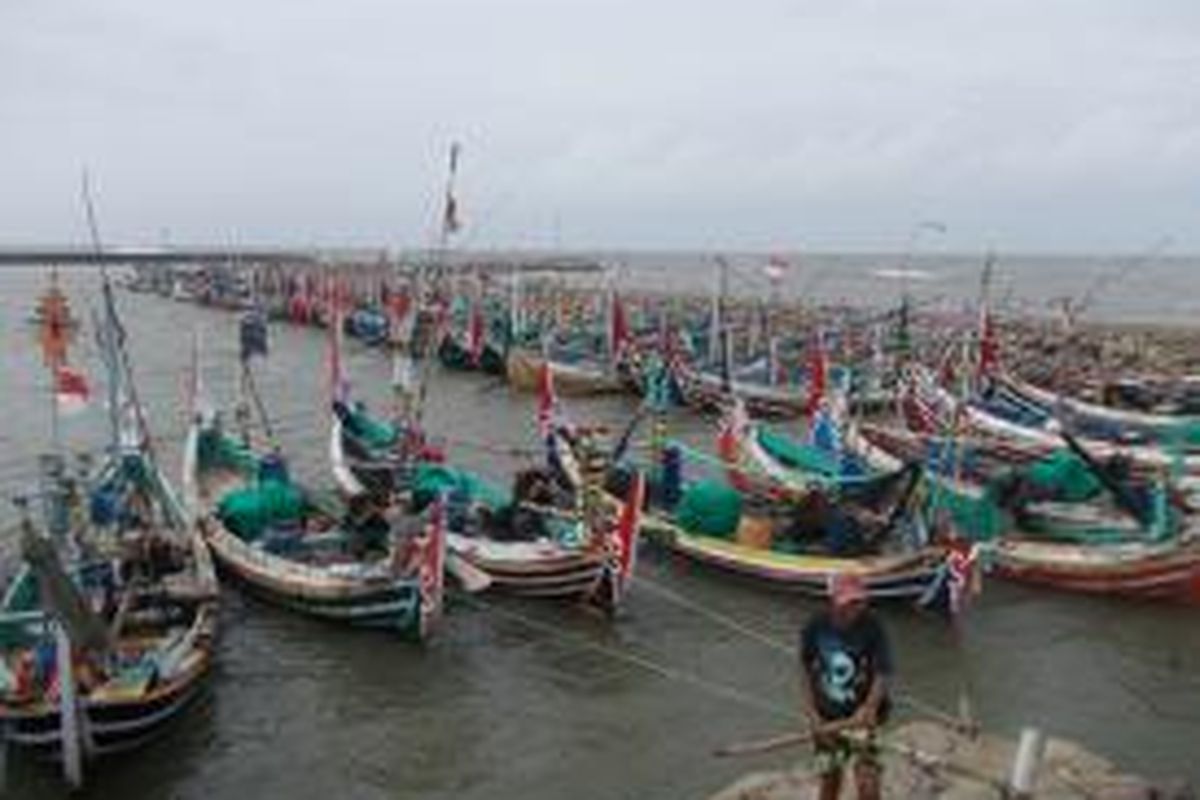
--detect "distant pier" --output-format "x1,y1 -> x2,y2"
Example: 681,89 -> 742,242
0,245 -> 605,275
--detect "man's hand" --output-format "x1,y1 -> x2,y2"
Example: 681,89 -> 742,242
808,717 -> 838,749
849,704 -> 877,731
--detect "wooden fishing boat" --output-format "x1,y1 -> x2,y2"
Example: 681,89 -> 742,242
324,270 -> 644,614
1,270 -> 217,785
991,534 -> 1200,602
674,362 -> 810,418
853,418 -> 1200,602
672,358 -> 892,420
0,450 -> 219,761
636,403 -> 971,606
438,332 -> 507,376
905,367 -> 1200,475
995,372 -> 1200,446
506,348 -> 625,396
641,514 -> 957,600
329,390 -> 642,613
188,409 -> 445,637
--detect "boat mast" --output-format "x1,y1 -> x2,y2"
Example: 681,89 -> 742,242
716,256 -> 732,394
415,142 -> 464,430
81,170 -> 157,462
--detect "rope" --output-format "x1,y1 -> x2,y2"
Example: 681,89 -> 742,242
635,577 -> 792,656
453,591 -> 791,720
633,575 -> 976,733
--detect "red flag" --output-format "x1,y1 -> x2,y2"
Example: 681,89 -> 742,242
609,291 -> 629,362
611,471 -> 644,586
55,365 -> 90,415
536,361 -> 556,439
804,333 -> 827,422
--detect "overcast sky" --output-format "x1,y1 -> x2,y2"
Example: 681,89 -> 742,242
2,0 -> 1198,253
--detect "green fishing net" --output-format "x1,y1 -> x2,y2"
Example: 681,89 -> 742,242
675,479 -> 743,538
217,480 -> 306,541
411,463 -> 510,512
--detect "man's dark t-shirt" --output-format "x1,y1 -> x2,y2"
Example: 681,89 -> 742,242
800,610 -> 893,722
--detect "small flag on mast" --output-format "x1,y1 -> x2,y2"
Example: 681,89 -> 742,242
55,364 -> 90,415
443,142 -> 463,236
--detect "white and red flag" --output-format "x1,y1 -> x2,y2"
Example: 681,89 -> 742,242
55,365 -> 90,415
764,254 -> 788,283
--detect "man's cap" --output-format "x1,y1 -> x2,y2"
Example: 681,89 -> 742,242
828,572 -> 869,607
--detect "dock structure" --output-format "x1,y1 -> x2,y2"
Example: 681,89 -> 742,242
709,721 -> 1194,800
0,245 -> 606,276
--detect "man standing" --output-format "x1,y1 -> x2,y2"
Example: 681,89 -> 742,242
800,573 -> 893,800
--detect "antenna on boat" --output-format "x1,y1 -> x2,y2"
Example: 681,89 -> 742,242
414,141 -> 465,430
80,169 -> 160,466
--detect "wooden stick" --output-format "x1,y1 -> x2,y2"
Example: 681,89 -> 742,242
713,730 -> 813,757
717,727 -> 1011,793
714,717 -> 860,758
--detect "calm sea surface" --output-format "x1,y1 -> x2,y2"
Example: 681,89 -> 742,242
1,261 -> 1197,798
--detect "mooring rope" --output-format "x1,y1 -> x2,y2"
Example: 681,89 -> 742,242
632,574 -> 976,730
452,591 -> 791,720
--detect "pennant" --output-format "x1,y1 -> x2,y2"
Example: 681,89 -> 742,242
611,471 -> 644,587
804,332 -> 828,424
55,365 -> 90,415
536,361 -> 557,440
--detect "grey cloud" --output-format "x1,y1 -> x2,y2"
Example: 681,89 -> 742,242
2,0 -> 1199,252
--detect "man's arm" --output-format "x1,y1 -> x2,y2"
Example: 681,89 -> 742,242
853,617 -> 893,729
853,672 -> 886,729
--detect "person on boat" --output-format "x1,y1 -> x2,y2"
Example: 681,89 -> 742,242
483,468 -> 560,542
782,491 -> 871,557
800,572 -> 892,800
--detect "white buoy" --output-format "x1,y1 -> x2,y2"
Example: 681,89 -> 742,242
56,623 -> 83,791
1008,726 -> 1046,799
